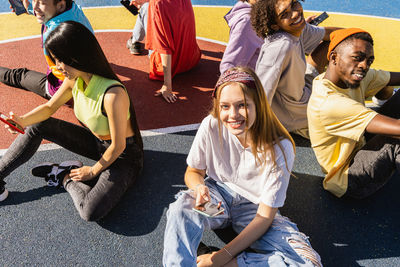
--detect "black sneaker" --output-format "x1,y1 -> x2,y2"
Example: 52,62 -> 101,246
127,38 -> 144,55
31,162 -> 58,177
0,184 -> 8,202
47,160 -> 83,188
130,42 -> 143,55
31,160 -> 82,188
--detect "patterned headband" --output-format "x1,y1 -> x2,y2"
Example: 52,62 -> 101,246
213,69 -> 257,97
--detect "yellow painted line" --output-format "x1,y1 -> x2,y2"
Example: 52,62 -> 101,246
0,7 -> 399,71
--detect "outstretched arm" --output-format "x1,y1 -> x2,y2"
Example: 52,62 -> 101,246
8,77 -> 74,131
365,114 -> 400,138
154,53 -> 177,103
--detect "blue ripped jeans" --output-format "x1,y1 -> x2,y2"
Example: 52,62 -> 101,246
163,179 -> 322,267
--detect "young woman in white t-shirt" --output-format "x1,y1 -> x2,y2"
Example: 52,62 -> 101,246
162,67 -> 322,267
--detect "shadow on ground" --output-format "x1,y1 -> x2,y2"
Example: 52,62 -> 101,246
1,131 -> 399,266
97,149 -> 187,236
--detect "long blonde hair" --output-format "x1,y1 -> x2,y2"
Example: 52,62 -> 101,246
211,67 -> 295,170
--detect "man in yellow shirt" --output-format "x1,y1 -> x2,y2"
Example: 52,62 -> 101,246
307,28 -> 400,199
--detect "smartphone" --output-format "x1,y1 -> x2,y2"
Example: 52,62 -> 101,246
192,202 -> 225,217
0,112 -> 25,134
309,12 -> 329,26
120,0 -> 139,16
8,0 -> 27,15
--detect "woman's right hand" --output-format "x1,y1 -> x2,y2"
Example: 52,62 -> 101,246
194,184 -> 210,210
5,112 -> 24,134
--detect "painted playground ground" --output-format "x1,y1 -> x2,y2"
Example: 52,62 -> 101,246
0,1 -> 400,266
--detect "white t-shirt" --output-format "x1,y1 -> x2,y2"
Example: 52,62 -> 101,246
187,115 -> 295,208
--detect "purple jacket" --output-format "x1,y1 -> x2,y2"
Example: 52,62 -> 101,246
219,1 -> 264,74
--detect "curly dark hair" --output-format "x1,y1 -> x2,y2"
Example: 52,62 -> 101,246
251,0 -> 278,38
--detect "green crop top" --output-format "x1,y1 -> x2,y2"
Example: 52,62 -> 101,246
72,75 -> 130,136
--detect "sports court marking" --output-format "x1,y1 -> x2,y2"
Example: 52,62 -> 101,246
1,6 -> 400,154
0,123 -> 201,156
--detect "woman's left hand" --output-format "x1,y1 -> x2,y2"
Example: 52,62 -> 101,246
196,252 -> 218,267
69,166 -> 95,181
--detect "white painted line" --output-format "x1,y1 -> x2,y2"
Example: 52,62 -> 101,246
0,123 -> 200,156
0,34 -> 41,44
0,143 -> 61,156
357,258 -> 400,266
140,123 -> 200,137
196,36 -> 227,46
0,30 -> 227,47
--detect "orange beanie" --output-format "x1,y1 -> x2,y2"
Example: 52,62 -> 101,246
327,28 -> 369,60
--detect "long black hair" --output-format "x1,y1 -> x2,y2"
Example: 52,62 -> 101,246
45,21 -> 143,149
45,20 -> 120,82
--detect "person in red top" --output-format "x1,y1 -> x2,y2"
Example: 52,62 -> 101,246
145,0 -> 201,103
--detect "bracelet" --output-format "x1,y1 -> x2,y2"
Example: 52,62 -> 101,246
223,247 -> 233,258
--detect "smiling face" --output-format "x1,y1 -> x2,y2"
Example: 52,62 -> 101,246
334,38 -> 374,89
218,83 -> 256,146
273,0 -> 305,37
32,0 -> 65,24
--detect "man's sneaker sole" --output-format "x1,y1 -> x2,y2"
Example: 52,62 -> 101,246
0,188 -> 8,202
130,49 -> 142,55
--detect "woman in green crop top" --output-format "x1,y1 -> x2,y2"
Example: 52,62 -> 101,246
0,21 -> 143,221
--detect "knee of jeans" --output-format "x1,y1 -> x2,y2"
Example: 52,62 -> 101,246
167,195 -> 194,221
79,206 -> 104,222
167,191 -> 202,223
77,200 -> 109,222
287,235 -> 322,267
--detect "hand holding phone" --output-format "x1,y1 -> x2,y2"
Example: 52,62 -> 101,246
8,0 -> 27,15
309,12 -> 329,26
120,0 -> 139,16
192,201 -> 225,217
0,112 -> 25,134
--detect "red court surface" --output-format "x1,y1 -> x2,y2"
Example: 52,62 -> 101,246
0,32 -> 225,148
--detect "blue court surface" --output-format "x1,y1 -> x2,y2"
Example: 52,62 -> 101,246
1,1 -> 400,267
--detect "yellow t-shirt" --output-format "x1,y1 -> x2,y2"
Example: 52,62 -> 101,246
307,69 -> 390,197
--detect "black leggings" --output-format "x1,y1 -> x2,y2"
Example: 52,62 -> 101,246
0,117 -> 143,221
0,67 -> 49,99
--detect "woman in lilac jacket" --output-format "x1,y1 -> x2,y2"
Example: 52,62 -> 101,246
219,0 -> 263,75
